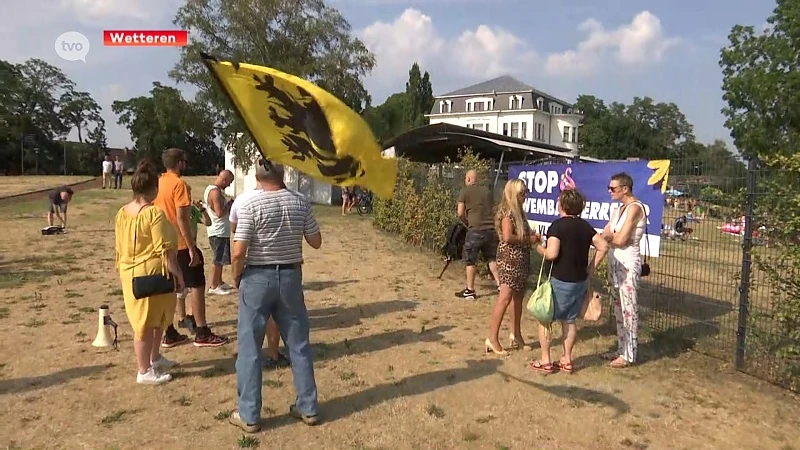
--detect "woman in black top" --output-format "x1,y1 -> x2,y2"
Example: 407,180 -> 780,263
530,189 -> 608,373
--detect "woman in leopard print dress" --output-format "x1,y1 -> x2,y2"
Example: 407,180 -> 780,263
485,179 -> 536,355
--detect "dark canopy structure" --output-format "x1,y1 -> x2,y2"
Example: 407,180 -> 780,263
382,123 -> 601,164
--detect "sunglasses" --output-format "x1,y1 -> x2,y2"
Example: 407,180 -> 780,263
607,185 -> 623,192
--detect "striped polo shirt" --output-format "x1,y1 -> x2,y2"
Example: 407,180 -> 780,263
233,189 -> 320,265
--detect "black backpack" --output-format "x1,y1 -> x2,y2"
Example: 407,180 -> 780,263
441,222 -> 467,261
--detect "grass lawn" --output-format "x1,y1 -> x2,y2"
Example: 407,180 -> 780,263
0,179 -> 798,449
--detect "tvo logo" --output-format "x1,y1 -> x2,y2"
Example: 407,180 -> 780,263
55,31 -> 90,62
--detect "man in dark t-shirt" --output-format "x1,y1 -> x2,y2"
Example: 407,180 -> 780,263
47,186 -> 74,228
455,170 -> 500,299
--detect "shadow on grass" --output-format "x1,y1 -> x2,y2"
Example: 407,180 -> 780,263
258,359 -> 628,428
178,325 -> 454,378
213,299 -> 417,331
0,364 -> 112,395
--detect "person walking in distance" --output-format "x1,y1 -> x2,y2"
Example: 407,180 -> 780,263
204,169 -> 235,295
229,184 -> 291,370
102,155 -> 113,189
113,156 -> 125,189
153,148 -> 228,348
228,160 -> 322,433
455,169 -> 500,299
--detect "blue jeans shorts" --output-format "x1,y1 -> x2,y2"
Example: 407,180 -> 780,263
550,278 -> 589,323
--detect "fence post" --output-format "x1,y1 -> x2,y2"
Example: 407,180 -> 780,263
735,157 -> 757,370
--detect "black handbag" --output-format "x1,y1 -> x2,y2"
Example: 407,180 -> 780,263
641,203 -> 651,277
130,204 -> 176,300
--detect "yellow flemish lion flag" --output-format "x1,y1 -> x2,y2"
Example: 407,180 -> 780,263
201,53 -> 397,199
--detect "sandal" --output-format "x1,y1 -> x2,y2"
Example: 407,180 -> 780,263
600,352 -> 619,361
508,334 -> 532,351
609,357 -> 630,368
529,360 -> 555,374
554,359 -> 573,374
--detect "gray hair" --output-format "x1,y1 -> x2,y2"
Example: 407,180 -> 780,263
254,159 -> 285,183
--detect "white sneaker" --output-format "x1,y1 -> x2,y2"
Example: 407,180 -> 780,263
136,367 -> 172,385
220,282 -> 235,291
208,286 -> 231,295
151,356 -> 178,371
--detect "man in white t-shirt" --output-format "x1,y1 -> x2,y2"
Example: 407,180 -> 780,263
229,185 -> 290,370
101,155 -> 113,189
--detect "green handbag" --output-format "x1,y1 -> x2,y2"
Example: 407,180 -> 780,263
527,254 -> 554,326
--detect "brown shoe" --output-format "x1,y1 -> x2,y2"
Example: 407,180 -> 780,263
229,410 -> 261,433
289,404 -> 320,426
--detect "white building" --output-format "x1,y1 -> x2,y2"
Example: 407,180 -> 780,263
223,139 -> 340,205
425,75 -> 582,155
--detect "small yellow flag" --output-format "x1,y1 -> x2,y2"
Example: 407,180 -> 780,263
201,54 -> 397,199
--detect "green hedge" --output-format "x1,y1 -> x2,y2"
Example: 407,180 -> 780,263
372,148 -> 493,253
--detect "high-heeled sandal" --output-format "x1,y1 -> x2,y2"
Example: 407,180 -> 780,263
508,333 -> 531,351
484,338 -> 508,356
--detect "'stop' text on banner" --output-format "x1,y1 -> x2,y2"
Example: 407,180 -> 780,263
508,160 -> 669,257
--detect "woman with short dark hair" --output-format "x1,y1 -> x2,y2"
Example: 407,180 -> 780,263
115,159 -> 185,385
530,188 -> 608,373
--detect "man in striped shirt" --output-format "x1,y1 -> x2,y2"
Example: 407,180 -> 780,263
228,160 -> 322,433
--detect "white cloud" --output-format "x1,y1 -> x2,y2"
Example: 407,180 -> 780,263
545,11 -> 681,77
359,8 -> 538,98
359,9 -> 680,101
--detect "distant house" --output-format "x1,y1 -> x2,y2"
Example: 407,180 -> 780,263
425,75 -> 582,155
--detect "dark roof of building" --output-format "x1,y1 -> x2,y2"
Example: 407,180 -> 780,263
437,75 -> 574,109
382,123 -> 599,164
442,75 -> 534,96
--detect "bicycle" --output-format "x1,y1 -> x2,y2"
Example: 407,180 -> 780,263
354,190 -> 373,215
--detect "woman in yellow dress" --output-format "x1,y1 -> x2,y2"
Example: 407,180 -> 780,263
115,159 -> 185,385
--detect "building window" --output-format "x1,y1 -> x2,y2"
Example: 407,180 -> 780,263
468,123 -> 488,131
473,102 -> 484,112
510,96 -> 519,109
570,126 -> 576,143
563,126 -> 570,142
511,122 -> 519,138
521,122 -> 527,139
502,123 -> 509,136
536,97 -> 544,109
534,123 -> 544,141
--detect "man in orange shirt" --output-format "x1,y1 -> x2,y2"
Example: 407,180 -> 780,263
154,148 -> 228,348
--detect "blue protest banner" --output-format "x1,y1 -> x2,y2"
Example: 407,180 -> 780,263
508,160 -> 669,256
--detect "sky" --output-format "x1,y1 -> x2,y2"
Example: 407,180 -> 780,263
1,0 -> 775,150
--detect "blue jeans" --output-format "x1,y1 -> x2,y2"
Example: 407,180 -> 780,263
236,264 -> 318,424
550,278 -> 589,323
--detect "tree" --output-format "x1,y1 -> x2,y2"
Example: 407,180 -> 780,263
363,93 -> 409,144
720,0 -> 800,388
575,95 -> 696,160
0,58 -> 106,175
112,82 -> 221,174
169,0 -> 376,169
59,89 -> 102,143
404,63 -> 434,129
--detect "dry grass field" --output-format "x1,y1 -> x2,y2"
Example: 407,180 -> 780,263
1,177 -> 799,450
0,176 -> 94,198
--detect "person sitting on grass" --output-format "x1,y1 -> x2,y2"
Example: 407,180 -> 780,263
114,159 -> 185,385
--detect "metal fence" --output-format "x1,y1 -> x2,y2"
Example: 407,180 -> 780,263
398,155 -> 798,391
